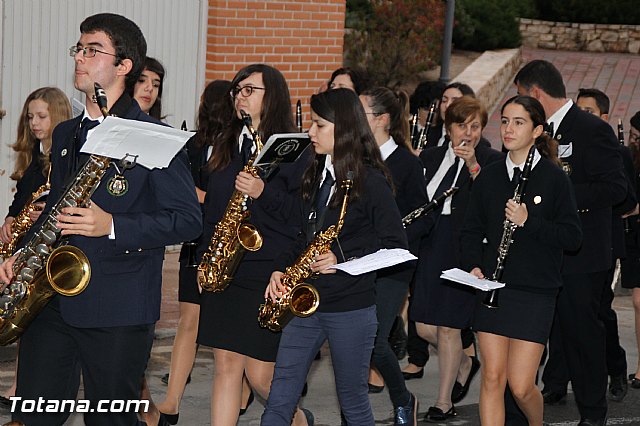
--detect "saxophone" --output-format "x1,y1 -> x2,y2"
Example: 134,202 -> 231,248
198,111 -> 264,292
258,173 -> 353,332
0,83 -> 111,345
482,145 -> 536,309
0,182 -> 50,260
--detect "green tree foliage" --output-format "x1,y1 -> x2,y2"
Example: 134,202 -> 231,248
344,0 -> 445,88
452,0 -> 536,51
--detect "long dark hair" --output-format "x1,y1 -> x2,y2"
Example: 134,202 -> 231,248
208,64 -> 295,171
196,80 -> 233,150
143,57 -> 165,120
302,88 -> 391,206
360,86 -> 411,150
328,67 -> 371,94
501,95 -> 560,166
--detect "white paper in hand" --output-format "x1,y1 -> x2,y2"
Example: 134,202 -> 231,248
329,248 -> 417,275
440,268 -> 505,291
81,116 -> 195,169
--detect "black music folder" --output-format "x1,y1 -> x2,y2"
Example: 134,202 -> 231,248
254,133 -> 310,167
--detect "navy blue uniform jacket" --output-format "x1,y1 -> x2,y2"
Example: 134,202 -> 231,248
22,95 -> 202,328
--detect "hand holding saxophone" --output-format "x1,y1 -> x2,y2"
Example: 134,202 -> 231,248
310,251 -> 337,274
28,203 -> 46,223
505,199 -> 528,227
56,201 -> 113,237
235,171 -> 264,199
265,271 -> 286,301
0,218 -> 14,243
0,254 -> 17,287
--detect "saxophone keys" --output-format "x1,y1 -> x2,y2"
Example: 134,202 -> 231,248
19,267 -> 34,282
41,229 -> 57,244
35,244 -> 49,256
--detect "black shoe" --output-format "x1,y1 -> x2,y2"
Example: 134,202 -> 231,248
578,418 -> 606,426
451,355 -> 480,403
542,388 -> 567,405
158,412 -> 179,425
394,393 -> 418,426
161,373 -> 191,386
609,373 -> 628,402
389,316 -> 408,360
424,405 -> 456,423
402,368 -> 424,380
301,408 -> 314,426
368,383 -> 384,393
239,390 -> 254,416
629,374 -> 640,389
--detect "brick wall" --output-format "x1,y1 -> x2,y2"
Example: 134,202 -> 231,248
206,0 -> 346,127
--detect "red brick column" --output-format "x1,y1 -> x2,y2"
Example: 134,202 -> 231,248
206,0 -> 346,127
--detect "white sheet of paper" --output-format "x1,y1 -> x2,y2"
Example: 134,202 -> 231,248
328,248 -> 417,276
440,268 -> 505,291
80,116 -> 195,169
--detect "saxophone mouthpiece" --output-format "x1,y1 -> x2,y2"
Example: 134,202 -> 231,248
94,83 -> 109,117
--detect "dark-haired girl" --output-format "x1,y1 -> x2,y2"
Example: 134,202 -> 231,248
196,64 -> 310,426
132,56 -> 165,119
262,88 -> 408,425
460,95 -> 582,425
360,86 -> 427,424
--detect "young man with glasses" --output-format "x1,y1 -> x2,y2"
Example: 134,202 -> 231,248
0,13 -> 201,426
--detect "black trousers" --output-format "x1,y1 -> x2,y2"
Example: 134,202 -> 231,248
556,271 -> 609,420
13,298 -> 155,426
542,266 -> 627,392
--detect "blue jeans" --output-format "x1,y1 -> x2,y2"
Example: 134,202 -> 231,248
262,306 -> 377,425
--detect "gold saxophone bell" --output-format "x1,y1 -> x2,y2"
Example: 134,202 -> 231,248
47,245 -> 91,296
289,283 -> 320,317
238,223 -> 263,252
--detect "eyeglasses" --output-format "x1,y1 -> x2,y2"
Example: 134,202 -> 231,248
69,45 -> 117,59
230,85 -> 266,98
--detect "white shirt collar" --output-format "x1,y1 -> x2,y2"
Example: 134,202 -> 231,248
379,136 -> 399,161
322,155 -> 335,182
506,147 -> 541,180
82,108 -> 104,123
546,99 -> 573,134
238,128 -> 255,154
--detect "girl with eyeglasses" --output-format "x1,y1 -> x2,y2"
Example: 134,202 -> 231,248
196,64 -> 312,426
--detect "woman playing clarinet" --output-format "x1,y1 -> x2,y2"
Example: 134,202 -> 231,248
460,95 -> 582,425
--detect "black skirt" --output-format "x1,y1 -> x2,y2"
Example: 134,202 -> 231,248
178,243 -> 201,304
621,244 -> 640,289
410,215 -> 476,329
197,279 -> 281,362
473,287 -> 557,345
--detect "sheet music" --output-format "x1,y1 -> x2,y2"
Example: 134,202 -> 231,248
328,249 -> 417,275
81,116 -> 195,169
440,268 -> 505,291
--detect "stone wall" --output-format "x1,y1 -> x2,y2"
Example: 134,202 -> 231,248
454,48 -> 522,115
519,18 -> 640,54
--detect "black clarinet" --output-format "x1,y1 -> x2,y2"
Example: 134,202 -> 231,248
410,113 -> 419,149
402,186 -> 458,226
296,100 -> 303,132
417,99 -> 438,150
483,145 -> 536,308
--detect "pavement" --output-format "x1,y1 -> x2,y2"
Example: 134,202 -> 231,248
1,47 -> 640,425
